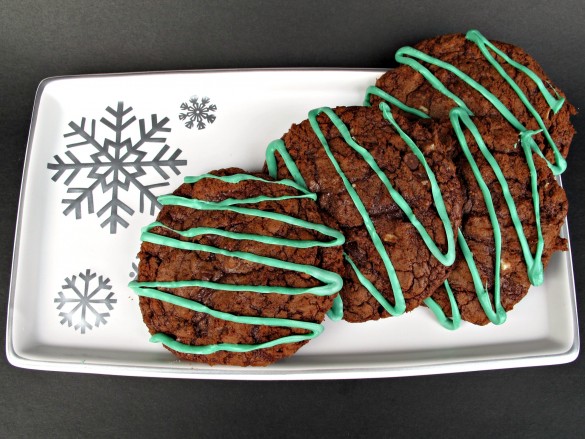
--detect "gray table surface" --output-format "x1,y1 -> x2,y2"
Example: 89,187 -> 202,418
1,1 -> 584,437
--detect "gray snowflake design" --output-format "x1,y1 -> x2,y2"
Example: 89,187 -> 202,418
54,269 -> 117,334
179,95 -> 217,129
47,102 -> 187,234
129,259 -> 138,279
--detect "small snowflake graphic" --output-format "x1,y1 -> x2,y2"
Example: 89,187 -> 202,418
129,260 -> 138,279
179,95 -> 217,130
47,102 -> 187,234
54,269 -> 117,334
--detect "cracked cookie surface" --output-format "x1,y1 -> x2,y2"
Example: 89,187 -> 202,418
373,33 -> 576,166
137,168 -> 344,366
267,106 -> 464,322
429,117 -> 568,325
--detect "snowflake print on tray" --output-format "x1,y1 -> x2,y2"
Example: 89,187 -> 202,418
129,258 -> 139,279
179,95 -> 217,129
47,102 -> 187,234
54,269 -> 117,334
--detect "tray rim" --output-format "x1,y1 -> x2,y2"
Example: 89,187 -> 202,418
5,69 -> 580,380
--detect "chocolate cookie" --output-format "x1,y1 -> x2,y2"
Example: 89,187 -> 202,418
265,105 -> 464,322
130,168 -> 345,366
371,30 -> 576,175
424,113 -> 568,326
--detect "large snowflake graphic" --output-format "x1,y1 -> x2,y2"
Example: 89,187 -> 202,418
179,95 -> 217,129
47,101 -> 187,234
54,269 -> 117,334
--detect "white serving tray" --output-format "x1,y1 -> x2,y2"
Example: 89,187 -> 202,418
6,69 -> 579,380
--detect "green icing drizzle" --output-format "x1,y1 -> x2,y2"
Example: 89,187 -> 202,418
366,29 -> 558,328
423,280 -> 461,330
265,140 -> 308,189
363,86 -> 431,120
450,110 -> 545,287
394,29 -> 567,175
367,92 -> 545,327
266,106 -> 457,317
129,174 -> 345,354
137,288 -> 325,355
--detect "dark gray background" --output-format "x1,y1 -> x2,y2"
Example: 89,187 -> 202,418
1,1 -> 584,437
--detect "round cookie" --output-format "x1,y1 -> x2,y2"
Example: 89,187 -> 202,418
265,105 -> 464,323
425,114 -> 568,326
372,30 -> 576,175
130,168 -> 345,366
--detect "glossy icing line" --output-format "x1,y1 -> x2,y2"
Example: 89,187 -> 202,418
134,288 -> 325,355
423,280 -> 461,330
371,88 -> 546,326
265,140 -> 308,188
394,29 -> 567,175
450,110 -> 545,287
129,174 -> 345,354
266,106 -> 456,317
367,30 -> 552,326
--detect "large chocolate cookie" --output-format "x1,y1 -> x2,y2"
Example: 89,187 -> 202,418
265,105 -> 464,322
425,114 -> 568,326
131,168 -> 345,366
372,30 -> 576,174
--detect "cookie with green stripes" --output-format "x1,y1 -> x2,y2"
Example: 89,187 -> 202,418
367,29 -> 572,327
131,168 -> 345,366
265,105 -> 464,322
424,115 -> 568,327
372,30 -> 576,176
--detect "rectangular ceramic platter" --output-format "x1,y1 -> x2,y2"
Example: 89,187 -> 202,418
7,69 -> 579,380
